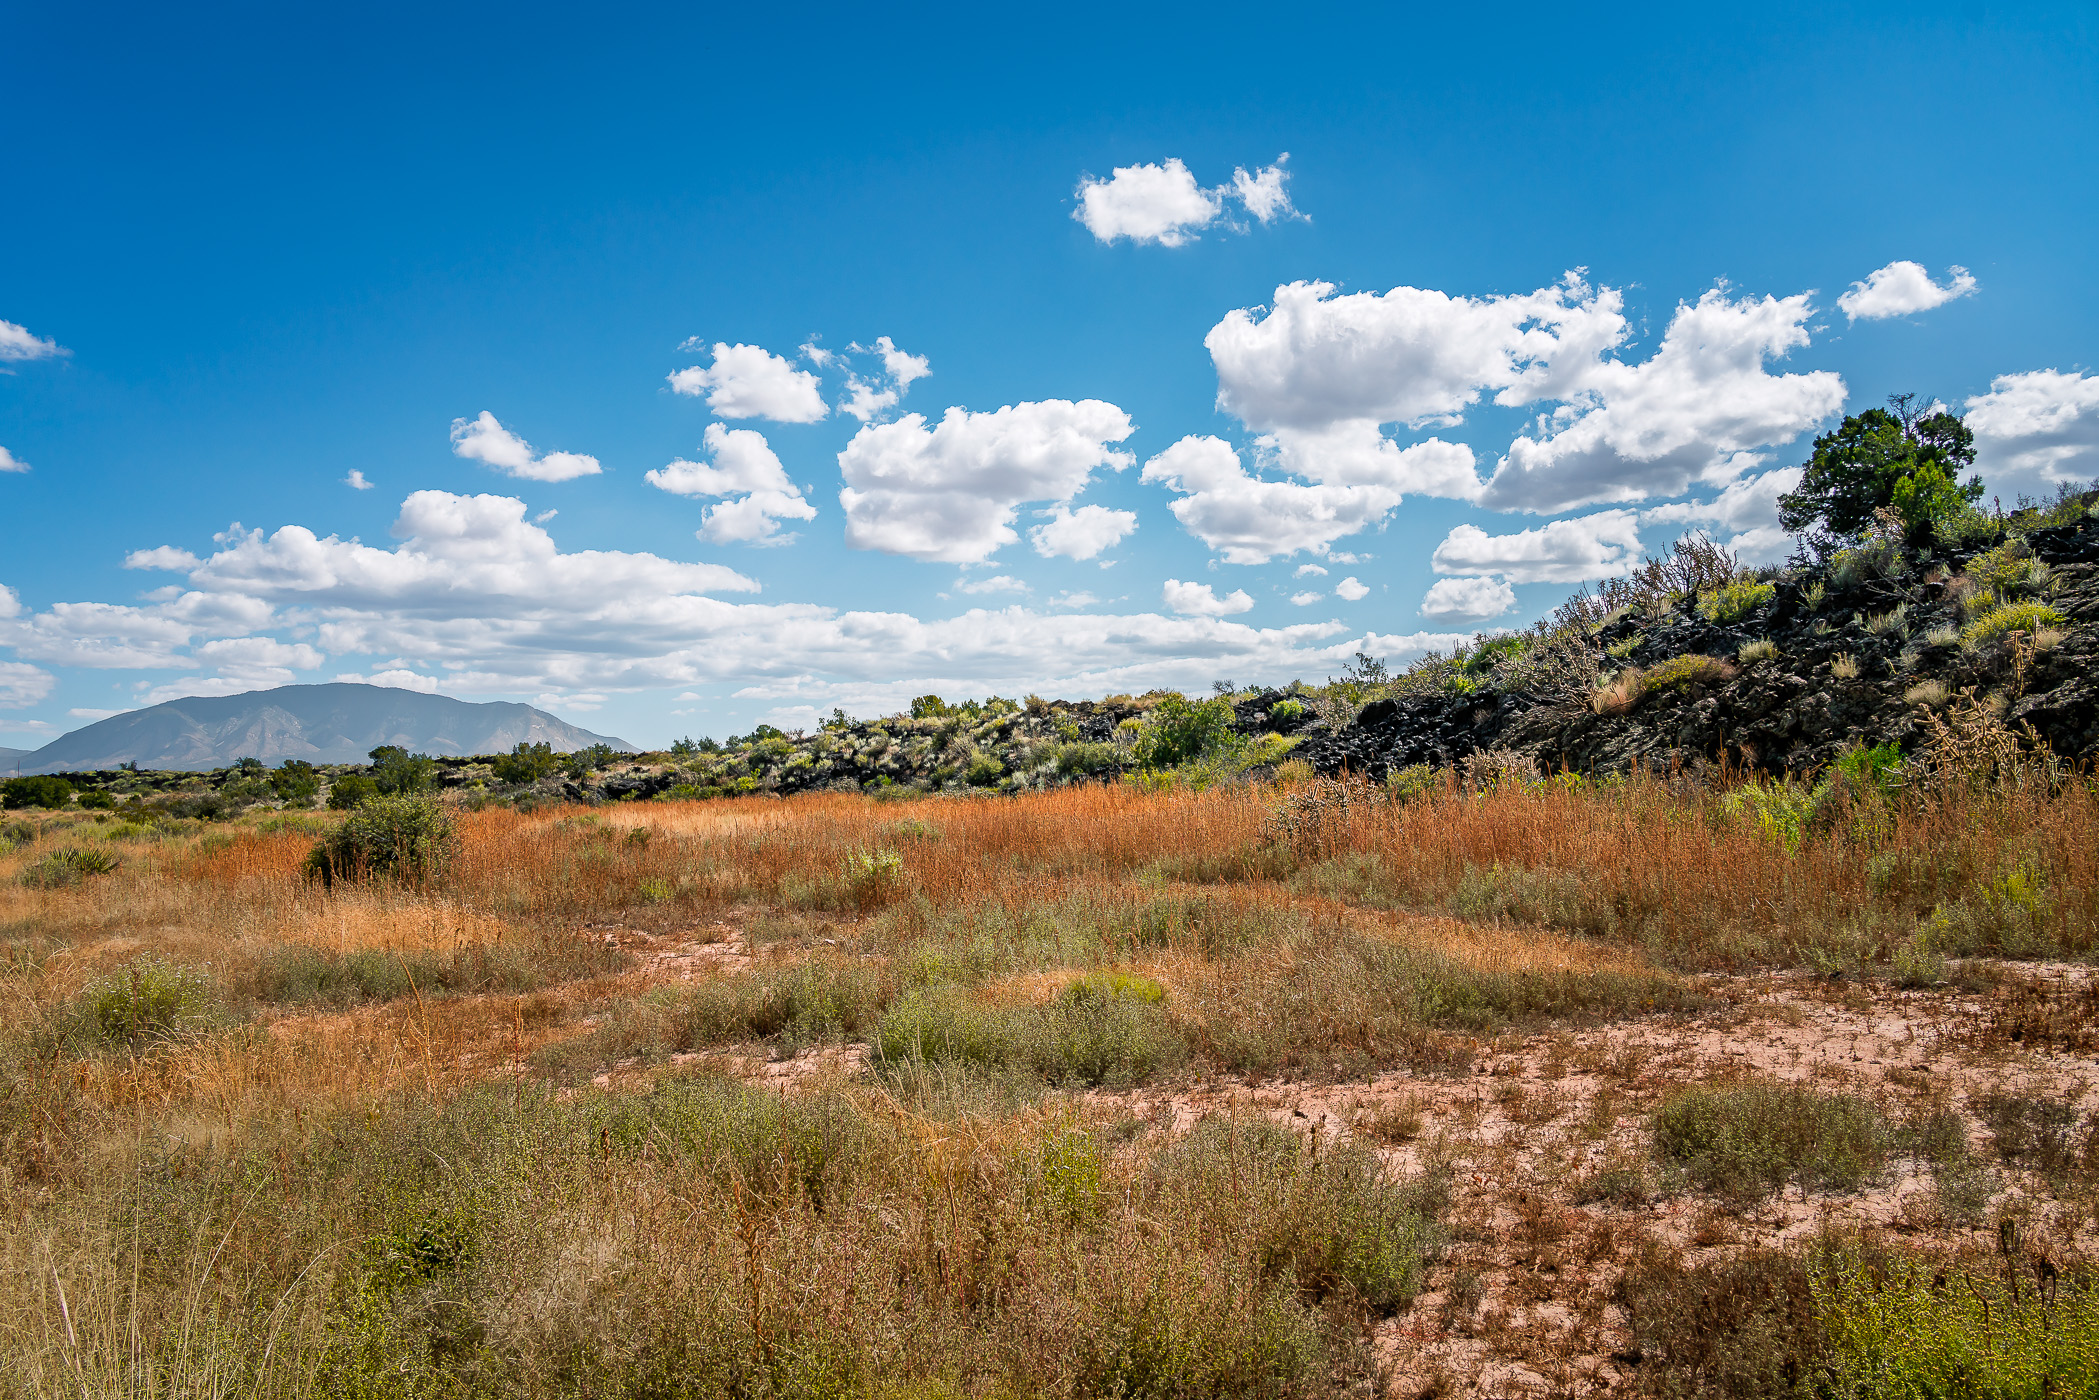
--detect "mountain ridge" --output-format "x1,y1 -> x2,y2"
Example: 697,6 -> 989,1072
5,684 -> 633,774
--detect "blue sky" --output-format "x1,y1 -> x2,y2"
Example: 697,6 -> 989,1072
3,1 -> 2095,749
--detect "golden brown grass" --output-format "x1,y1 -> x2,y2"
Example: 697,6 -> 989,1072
2,769 -> 2095,1396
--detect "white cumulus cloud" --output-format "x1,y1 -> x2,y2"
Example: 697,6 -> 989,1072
0,319 -> 66,363
1419,575 -> 1517,623
0,661 -> 55,708
1289,591 -> 1323,606
449,411 -> 603,482
1029,504 -> 1138,561
1073,158 -> 1223,246
1231,155 -> 1301,224
1207,273 -> 1628,434
1431,510 -> 1645,584
667,343 -> 828,423
345,469 -> 373,490
840,335 -> 933,423
646,424 -> 817,547
1333,576 -> 1369,602
0,446 -> 30,473
837,399 -> 1135,563
1836,261 -> 1977,321
1479,287 -> 1844,514
124,546 -> 203,572
1966,369 -> 2099,490
954,575 -> 1030,596
1141,434 -> 1466,565
1162,579 -> 1254,617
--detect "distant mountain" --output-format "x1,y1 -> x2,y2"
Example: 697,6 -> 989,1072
10,684 -> 635,774
0,746 -> 29,774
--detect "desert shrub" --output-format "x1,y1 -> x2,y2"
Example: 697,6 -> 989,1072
76,958 -> 220,1050
1967,537 -> 2042,596
1618,1244 -> 1822,1398
304,794 -> 459,886
1961,599 -> 2069,651
1904,678 -> 1950,708
1975,1091 -> 2088,1182
839,846 -> 905,911
1270,698 -> 1305,721
1813,1248 -> 2099,1397
1699,578 -> 1775,623
327,773 -> 378,809
1131,693 -> 1242,770
492,741 -> 560,785
0,818 -> 34,849
1651,1079 -> 1892,1199
18,845 -> 120,888
1864,602 -> 1910,637
74,788 -> 116,811
964,752 -> 1006,786
1831,651 -> 1861,679
2,775 -> 72,810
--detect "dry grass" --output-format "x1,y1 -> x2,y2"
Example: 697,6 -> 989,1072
2,770 -> 2096,1396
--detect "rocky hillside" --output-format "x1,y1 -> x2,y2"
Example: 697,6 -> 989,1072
1305,509 -> 2098,782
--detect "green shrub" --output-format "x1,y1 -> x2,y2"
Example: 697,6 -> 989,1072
304,794 -> 460,886
327,773 -> 378,809
2,775 -> 73,810
492,741 -> 560,785
1131,694 -> 1242,770
1269,698 -> 1305,722
1960,600 -> 2069,650
1814,1248 -> 2099,1397
964,752 -> 1005,786
1698,578 -> 1776,623
75,788 -> 117,811
19,845 -> 120,888
79,959 -> 219,1049
1651,1079 -> 1892,1199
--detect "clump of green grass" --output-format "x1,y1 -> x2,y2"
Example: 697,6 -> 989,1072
1651,1078 -> 1893,1199
18,845 -> 119,888
73,958 -> 221,1050
873,975 -> 1187,1089
1737,636 -> 1780,664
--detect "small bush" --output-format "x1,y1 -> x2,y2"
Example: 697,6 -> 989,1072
1698,578 -> 1775,623
1724,780 -> 1815,853
75,788 -> 117,811
1831,652 -> 1861,679
327,773 -> 378,809
1131,694 -> 1242,770
1651,1079 -> 1892,1199
1904,678 -> 1950,708
2,775 -> 73,810
1052,741 -> 1123,778
18,845 -> 120,888
304,794 -> 459,886
79,959 -> 219,1049
1975,1091 -> 2087,1182
1961,600 -> 2069,651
